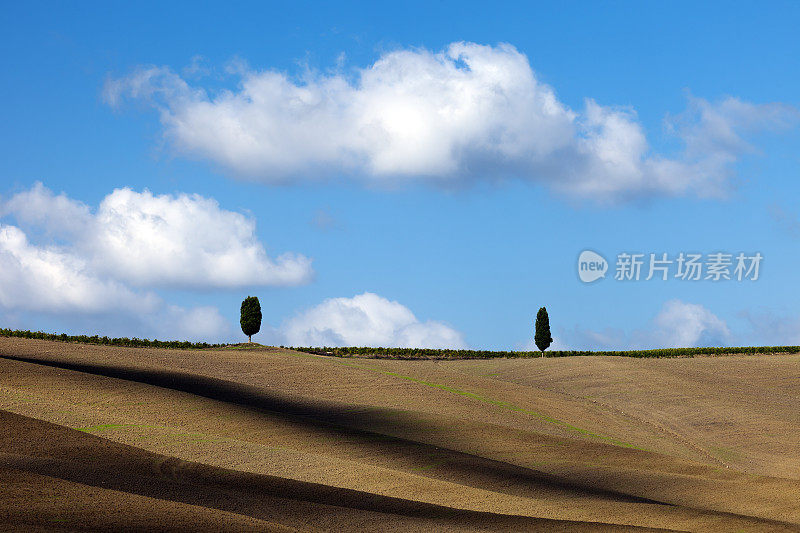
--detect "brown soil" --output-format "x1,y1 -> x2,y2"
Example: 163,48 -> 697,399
1,337 -> 799,531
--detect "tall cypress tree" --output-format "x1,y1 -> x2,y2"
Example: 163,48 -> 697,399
240,296 -> 262,343
534,307 -> 552,356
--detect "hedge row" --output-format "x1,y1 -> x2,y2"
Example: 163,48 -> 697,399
290,345 -> 800,359
0,328 -> 224,350
3,327 -> 798,358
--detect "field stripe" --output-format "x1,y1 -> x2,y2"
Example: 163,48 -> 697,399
287,351 -> 644,450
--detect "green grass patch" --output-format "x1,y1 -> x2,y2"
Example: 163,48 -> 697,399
411,459 -> 450,471
3,391 -> 35,403
221,343 -> 268,350
708,445 -> 744,463
76,423 -> 146,432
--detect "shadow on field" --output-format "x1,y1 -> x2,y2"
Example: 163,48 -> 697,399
0,353 -> 665,507
4,410 -> 667,531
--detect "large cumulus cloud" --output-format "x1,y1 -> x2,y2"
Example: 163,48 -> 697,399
106,42 -> 797,202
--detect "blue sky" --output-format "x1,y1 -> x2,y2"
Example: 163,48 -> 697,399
2,1 -> 800,349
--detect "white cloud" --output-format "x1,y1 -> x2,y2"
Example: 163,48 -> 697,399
0,182 -> 314,341
0,223 -> 157,314
106,42 -> 797,202
90,188 -> 311,288
2,183 -> 313,288
0,183 -> 92,239
556,299 -> 731,350
648,299 -> 731,348
0,223 -> 230,341
281,292 -> 466,348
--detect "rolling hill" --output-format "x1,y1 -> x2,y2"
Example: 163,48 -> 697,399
1,337 -> 799,531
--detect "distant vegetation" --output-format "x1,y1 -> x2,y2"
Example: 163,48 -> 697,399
0,328 -> 224,349
2,327 -> 799,358
290,345 -> 800,359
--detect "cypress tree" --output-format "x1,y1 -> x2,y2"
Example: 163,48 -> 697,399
240,296 -> 262,343
534,306 -> 552,356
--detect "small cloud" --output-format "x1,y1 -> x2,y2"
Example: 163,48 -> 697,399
738,308 -> 800,346
310,208 -> 339,231
556,299 -> 731,350
181,55 -> 211,79
645,299 -> 731,348
280,292 -> 466,348
769,204 -> 800,238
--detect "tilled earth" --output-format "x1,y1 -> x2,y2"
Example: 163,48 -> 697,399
1,337 -> 799,531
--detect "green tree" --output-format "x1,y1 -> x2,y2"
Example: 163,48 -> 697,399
240,296 -> 262,343
534,306 -> 552,356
